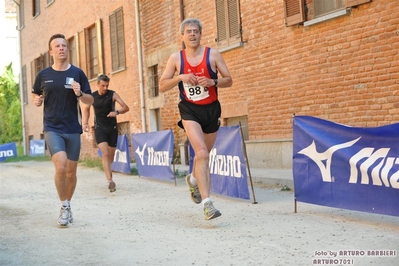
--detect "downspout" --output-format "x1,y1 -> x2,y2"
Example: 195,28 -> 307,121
13,0 -> 26,155
180,0 -> 185,49
135,0 -> 146,132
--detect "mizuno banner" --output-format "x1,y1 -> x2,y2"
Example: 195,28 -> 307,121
132,130 -> 174,181
111,134 -> 131,174
293,116 -> 399,217
189,126 -> 250,200
0,142 -> 17,162
30,139 -> 45,156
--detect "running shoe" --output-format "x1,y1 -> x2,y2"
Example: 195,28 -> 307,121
58,206 -> 71,226
185,174 -> 201,204
203,201 -> 221,220
108,180 -> 116,192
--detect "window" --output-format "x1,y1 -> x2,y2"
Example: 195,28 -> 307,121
31,55 -> 43,85
315,0 -> 345,17
285,0 -> 372,27
85,20 -> 104,79
148,65 -> 159,98
68,36 -> 77,66
345,0 -> 371,8
118,122 -> 132,149
149,109 -> 161,132
32,0 -> 40,17
43,51 -> 52,68
87,26 -> 98,79
283,0 -> 305,26
85,20 -> 104,80
31,52 -> 52,85
21,65 -> 27,105
109,7 -> 126,72
215,0 -> 242,47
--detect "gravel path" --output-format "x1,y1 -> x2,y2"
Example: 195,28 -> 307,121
0,161 -> 398,266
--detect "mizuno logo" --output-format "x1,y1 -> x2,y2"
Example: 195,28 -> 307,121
298,137 -> 399,189
209,148 -> 242,178
135,143 -> 170,166
0,149 -> 14,157
135,143 -> 146,165
114,149 -> 128,163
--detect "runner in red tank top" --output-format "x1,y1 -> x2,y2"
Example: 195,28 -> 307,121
179,47 -> 218,105
160,18 -> 233,221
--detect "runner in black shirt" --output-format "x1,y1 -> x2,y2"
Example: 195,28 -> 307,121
82,74 -> 129,192
32,34 -> 93,227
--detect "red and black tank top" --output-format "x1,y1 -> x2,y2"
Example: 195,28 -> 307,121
178,47 -> 218,105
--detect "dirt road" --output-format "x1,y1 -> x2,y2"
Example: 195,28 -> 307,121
0,160 -> 398,265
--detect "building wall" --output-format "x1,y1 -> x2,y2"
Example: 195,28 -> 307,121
19,0 -> 399,168
20,0 -> 143,159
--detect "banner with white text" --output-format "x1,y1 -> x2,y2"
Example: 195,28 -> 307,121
132,130 -> 174,181
293,116 -> 399,217
112,134 -> 131,174
30,139 -> 45,156
0,142 -> 17,162
189,125 -> 250,200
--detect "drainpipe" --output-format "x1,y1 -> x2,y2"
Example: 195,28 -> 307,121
180,0 -> 185,49
13,0 -> 26,155
134,0 -> 146,132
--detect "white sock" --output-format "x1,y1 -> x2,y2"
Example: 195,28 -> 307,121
189,174 -> 197,186
202,198 -> 211,206
62,200 -> 70,207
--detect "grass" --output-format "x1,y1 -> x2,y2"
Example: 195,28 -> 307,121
3,145 -> 51,163
4,155 -> 50,162
281,185 -> 291,191
174,168 -> 189,178
79,156 -> 140,175
3,146 -> 181,177
79,157 -> 103,170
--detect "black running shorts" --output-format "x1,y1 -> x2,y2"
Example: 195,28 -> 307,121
94,127 -> 118,147
178,100 -> 221,134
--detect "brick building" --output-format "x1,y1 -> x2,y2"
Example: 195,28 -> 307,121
16,0 -> 398,169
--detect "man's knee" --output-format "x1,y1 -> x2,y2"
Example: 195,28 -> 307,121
195,149 -> 209,161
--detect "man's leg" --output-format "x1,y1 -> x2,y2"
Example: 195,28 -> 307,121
52,151 -> 72,201
183,120 -> 221,220
52,151 -> 76,226
98,142 -> 117,192
98,142 -> 113,182
182,120 -> 218,198
65,159 -> 78,200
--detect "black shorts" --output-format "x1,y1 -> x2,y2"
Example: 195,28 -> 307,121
95,127 -> 118,147
178,100 -> 221,134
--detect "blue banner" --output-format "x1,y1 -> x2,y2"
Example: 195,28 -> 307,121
293,116 -> 399,217
0,142 -> 17,162
30,139 -> 45,156
189,126 -> 250,200
132,130 -> 174,180
111,135 -> 131,174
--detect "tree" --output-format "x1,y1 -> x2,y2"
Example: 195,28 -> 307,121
0,63 -> 22,144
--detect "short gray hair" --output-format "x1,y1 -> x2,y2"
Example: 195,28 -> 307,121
180,18 -> 202,35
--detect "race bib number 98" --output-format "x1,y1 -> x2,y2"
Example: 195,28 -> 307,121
183,82 -> 209,101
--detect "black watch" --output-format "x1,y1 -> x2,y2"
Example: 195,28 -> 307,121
115,110 -> 119,115
78,91 -> 84,97
213,79 -> 218,86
